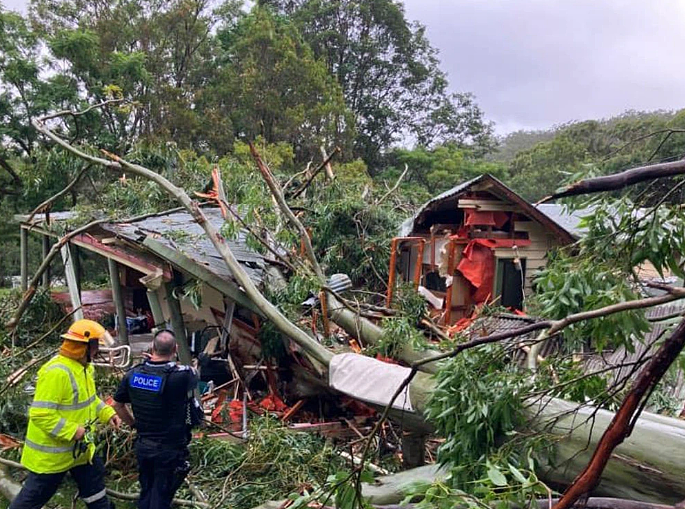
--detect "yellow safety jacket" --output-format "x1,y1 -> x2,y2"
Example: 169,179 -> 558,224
20,354 -> 116,474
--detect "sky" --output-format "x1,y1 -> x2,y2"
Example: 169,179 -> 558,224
5,0 -> 685,134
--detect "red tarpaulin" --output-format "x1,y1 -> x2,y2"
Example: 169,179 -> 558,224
455,238 -> 530,304
457,239 -> 497,303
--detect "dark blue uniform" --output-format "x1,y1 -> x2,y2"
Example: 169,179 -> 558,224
114,361 -> 197,509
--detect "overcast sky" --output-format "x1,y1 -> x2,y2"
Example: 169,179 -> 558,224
4,0 -> 685,134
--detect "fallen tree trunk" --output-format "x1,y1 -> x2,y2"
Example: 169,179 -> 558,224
552,318 -> 685,509
530,398 -> 685,504
326,298 -> 442,374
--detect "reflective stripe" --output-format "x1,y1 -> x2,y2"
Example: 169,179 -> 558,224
50,418 -> 67,437
45,364 -> 79,405
24,438 -> 72,454
32,395 -> 96,411
81,488 -> 107,504
96,401 -> 105,413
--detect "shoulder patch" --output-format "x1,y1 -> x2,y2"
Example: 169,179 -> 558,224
130,373 -> 163,392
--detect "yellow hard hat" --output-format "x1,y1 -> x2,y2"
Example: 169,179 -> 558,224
61,319 -> 106,343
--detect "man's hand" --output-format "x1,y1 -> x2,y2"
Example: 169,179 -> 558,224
109,414 -> 122,429
73,426 -> 86,441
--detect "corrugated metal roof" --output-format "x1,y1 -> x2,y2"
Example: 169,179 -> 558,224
15,211 -> 78,225
461,313 -> 560,361
583,303 -> 685,390
399,176 -> 485,236
103,208 -> 265,285
534,204 -> 588,237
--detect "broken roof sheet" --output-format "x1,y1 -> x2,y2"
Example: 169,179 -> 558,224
103,208 -> 265,285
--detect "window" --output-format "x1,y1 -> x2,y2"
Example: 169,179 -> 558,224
495,258 -> 526,310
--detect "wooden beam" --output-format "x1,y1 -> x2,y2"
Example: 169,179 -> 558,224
108,259 -> 129,345
41,234 -> 50,287
146,288 -> 166,331
20,227 -> 28,292
69,233 -> 173,281
141,237 -> 264,317
165,276 -> 192,365
60,243 -> 84,321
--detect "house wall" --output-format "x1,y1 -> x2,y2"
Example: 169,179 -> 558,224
397,194 -> 566,321
501,220 -> 561,291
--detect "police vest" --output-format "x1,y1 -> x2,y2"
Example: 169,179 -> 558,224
127,362 -> 188,444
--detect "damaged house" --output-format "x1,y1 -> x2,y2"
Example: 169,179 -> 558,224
389,174 -> 577,324
15,207 -> 277,392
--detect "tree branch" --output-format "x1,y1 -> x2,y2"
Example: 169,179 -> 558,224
248,142 -> 325,280
0,154 -> 22,186
39,98 -> 126,122
375,163 -> 408,206
27,165 -> 91,223
289,147 -> 340,200
553,317 -> 685,509
538,158 -> 685,203
32,111 -> 333,368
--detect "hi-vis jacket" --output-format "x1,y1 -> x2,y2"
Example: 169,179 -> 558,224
21,354 -> 116,474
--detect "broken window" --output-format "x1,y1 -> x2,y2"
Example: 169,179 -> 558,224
495,258 -> 526,310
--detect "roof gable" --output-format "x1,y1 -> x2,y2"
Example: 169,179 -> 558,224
401,174 -> 576,244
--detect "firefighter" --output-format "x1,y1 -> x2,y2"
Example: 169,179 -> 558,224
112,329 -> 200,509
11,319 -> 121,509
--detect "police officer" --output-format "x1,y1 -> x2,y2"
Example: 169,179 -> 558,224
11,319 -> 121,509
112,330 -> 199,509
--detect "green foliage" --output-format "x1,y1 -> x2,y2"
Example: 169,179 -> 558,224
189,416 -> 346,508
30,0 -> 218,150
425,345 -> 529,488
211,5 -> 354,159
372,284 -> 428,358
393,283 -> 426,325
413,344 -> 559,508
570,193 -> 685,279
266,272 -> 320,321
530,172 -> 685,353
532,253 -> 650,352
258,320 -> 289,360
405,454 -> 550,509
0,289 -> 65,347
269,0 -> 495,167
375,315 -> 426,359
503,110 -> 685,201
384,142 -> 506,194
308,187 -> 399,291
177,279 -> 203,311
288,468 -> 374,509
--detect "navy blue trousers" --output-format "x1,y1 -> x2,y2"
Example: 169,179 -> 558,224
135,438 -> 189,509
10,455 -> 112,509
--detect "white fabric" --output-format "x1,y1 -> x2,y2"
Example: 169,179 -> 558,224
329,353 -> 414,412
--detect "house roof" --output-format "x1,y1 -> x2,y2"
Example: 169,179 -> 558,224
534,203 -> 587,237
400,174 -> 577,244
102,208 -> 265,286
16,207 -> 268,289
